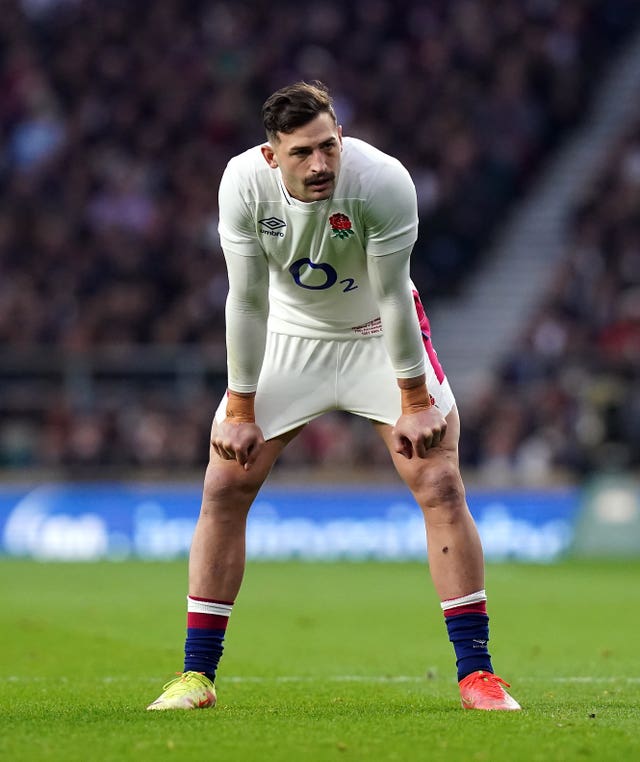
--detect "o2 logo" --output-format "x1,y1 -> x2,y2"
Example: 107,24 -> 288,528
289,258 -> 358,292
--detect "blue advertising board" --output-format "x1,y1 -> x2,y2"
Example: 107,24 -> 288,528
0,483 -> 579,562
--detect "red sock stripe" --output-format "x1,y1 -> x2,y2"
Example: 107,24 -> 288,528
187,612 -> 231,630
188,596 -> 235,605
443,601 -> 487,618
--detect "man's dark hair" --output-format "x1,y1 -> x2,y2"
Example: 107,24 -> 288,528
262,81 -> 337,142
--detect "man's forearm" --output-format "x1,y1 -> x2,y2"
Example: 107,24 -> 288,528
225,390 -> 256,422
225,294 -> 268,393
223,249 -> 270,393
397,374 -> 431,414
367,248 -> 426,380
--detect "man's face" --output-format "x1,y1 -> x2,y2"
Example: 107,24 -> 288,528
261,112 -> 342,202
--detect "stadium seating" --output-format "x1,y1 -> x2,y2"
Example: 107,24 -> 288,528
0,0 -> 638,474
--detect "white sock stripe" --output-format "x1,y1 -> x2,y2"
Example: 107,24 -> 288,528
187,597 -> 233,617
440,589 -> 487,611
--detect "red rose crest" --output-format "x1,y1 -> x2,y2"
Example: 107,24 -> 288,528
329,212 -> 355,239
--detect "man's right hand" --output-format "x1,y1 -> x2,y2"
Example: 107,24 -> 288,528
211,419 -> 265,471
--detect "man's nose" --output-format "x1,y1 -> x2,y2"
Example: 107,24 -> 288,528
309,149 -> 328,173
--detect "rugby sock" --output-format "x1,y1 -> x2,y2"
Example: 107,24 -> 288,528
442,589 -> 493,682
184,596 -> 233,682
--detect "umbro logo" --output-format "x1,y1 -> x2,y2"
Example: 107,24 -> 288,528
259,216 -> 287,236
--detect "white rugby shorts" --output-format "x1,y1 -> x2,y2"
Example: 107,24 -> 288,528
214,331 -> 456,441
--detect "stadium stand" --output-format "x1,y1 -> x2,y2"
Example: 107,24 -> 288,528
0,0 -> 639,474
462,117 -> 640,483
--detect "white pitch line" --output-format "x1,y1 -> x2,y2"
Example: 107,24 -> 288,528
218,675 -> 640,685
6,675 -> 640,684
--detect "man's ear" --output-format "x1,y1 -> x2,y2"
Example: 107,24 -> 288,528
261,144 -> 278,168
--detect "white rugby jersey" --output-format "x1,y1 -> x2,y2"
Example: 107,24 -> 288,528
218,137 -> 419,341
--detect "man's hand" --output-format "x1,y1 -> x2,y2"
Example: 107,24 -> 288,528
392,405 -> 447,459
211,419 -> 265,471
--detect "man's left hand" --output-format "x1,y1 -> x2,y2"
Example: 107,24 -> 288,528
392,406 -> 447,459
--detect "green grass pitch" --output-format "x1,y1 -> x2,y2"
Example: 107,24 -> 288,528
1,558 -> 639,761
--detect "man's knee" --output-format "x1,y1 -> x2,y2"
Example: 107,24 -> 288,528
410,458 -> 467,519
202,458 -> 265,506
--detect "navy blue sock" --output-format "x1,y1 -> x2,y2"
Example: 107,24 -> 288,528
445,613 -> 493,682
184,596 -> 233,682
184,628 -> 226,682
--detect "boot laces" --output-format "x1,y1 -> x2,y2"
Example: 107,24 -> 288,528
469,671 -> 510,698
161,671 -> 208,693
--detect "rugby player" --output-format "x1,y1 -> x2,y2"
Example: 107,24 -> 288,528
148,81 -> 520,712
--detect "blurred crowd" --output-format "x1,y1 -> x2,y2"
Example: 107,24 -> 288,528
0,0 -> 639,475
462,121 -> 640,482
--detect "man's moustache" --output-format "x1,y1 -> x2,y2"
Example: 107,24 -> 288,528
305,174 -> 335,186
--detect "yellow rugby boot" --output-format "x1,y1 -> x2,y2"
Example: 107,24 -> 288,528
147,671 -> 216,710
